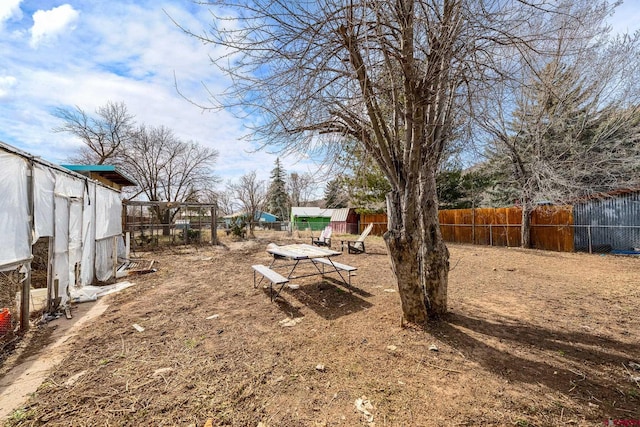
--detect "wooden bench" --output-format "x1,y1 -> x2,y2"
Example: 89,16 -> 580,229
311,258 -> 357,288
252,264 -> 289,301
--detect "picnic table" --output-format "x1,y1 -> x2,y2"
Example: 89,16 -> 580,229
252,243 -> 357,301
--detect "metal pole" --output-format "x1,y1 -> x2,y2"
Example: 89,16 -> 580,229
587,225 -> 592,254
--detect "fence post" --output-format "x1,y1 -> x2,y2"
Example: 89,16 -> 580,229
472,207 -> 476,245
489,224 -> 493,246
210,206 -> 218,245
125,232 -> 130,259
587,225 -> 592,254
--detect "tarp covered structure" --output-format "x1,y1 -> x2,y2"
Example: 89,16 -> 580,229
0,142 -> 123,310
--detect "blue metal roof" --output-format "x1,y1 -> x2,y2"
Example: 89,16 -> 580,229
61,164 -> 137,186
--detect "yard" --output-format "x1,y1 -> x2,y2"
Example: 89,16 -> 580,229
4,231 -> 639,426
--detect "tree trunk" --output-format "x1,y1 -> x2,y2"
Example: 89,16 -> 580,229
521,203 -> 532,249
384,180 -> 450,325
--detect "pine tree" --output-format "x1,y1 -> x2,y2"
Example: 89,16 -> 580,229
267,158 -> 289,220
324,178 -> 348,208
487,60 -> 640,246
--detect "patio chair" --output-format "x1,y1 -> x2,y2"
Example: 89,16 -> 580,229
341,223 -> 374,254
311,226 -> 332,247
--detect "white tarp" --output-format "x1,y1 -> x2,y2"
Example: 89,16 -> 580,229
33,164 -> 55,241
1,145 -> 124,307
53,195 -> 70,303
95,238 -> 116,282
0,152 -> 30,269
95,185 -> 122,239
51,171 -> 85,306
69,281 -> 135,303
80,181 -> 96,286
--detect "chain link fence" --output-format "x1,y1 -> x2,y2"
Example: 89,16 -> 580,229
439,223 -> 640,254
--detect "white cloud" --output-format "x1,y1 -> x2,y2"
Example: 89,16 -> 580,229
0,0 -> 23,26
0,75 -> 17,98
0,0 -> 325,192
30,4 -> 79,48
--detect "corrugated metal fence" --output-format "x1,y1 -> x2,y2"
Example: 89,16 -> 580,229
573,191 -> 640,253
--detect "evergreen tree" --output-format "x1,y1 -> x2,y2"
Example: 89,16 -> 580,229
485,59 -> 640,246
437,168 -> 497,210
266,158 -> 289,220
324,178 -> 348,208
337,139 -> 391,212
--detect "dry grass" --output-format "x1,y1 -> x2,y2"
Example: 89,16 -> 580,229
4,230 -> 639,426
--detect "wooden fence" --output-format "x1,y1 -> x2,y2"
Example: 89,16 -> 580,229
360,214 -> 388,236
360,207 -> 575,252
438,206 -> 574,252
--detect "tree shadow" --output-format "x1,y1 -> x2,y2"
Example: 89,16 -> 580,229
269,292 -> 305,319
321,276 -> 374,298
433,311 -> 640,418
284,280 -> 374,320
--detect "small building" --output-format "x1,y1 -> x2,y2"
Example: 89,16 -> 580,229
61,164 -> 137,191
291,207 -> 335,231
329,208 -> 359,234
223,210 -> 278,227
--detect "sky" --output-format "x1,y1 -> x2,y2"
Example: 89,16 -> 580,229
1,0 -> 640,193
0,0 -> 324,192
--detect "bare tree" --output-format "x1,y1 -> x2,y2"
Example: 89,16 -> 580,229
476,14 -> 640,247
121,124 -> 219,233
228,171 -> 267,238
189,0 -> 621,323
54,101 -> 134,164
213,189 -> 235,216
287,172 -> 315,208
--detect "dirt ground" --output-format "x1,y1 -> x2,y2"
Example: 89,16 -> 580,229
3,230 -> 639,426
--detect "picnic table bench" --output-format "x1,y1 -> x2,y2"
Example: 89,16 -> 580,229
253,244 -> 358,302
252,264 -> 289,301
310,258 -> 357,287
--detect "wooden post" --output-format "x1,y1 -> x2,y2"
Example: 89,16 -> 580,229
505,209 -> 509,247
20,264 -> 31,332
112,236 -> 118,282
21,161 -> 35,331
210,206 -> 218,245
125,232 -> 130,259
489,224 -> 493,246
472,206 -> 476,245
198,205 -> 203,244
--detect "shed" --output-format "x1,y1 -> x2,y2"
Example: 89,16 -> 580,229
329,208 -> 359,234
61,164 -> 137,191
573,189 -> 640,253
223,210 -> 278,226
1,141 -> 124,323
291,207 -> 334,231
